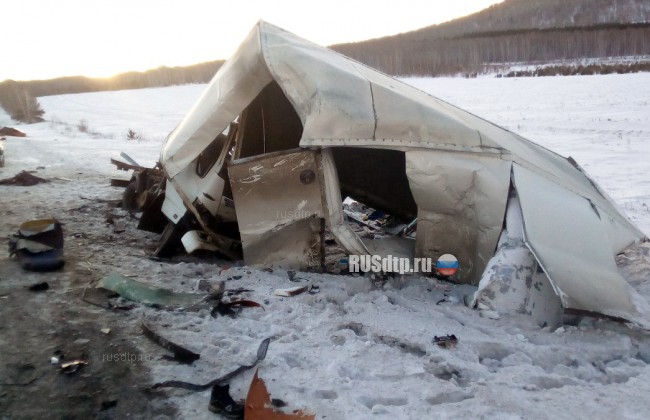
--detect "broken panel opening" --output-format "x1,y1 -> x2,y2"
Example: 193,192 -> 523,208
327,148 -> 419,269
194,121 -> 241,244
196,131 -> 228,178
235,81 -> 304,160
331,148 -> 418,221
165,88 -> 425,275
214,81 -> 305,252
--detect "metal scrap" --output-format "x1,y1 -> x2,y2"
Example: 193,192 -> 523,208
60,360 -> 88,374
245,369 -> 315,419
433,334 -> 458,349
96,273 -> 206,309
141,320 -> 200,364
210,299 -> 264,318
150,337 -> 270,391
274,286 -> 308,297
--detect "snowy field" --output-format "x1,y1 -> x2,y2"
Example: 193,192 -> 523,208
1,73 -> 650,419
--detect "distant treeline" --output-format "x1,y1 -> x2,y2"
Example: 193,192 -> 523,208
500,61 -> 650,77
0,60 -> 223,98
395,0 -> 650,39
332,23 -> 650,76
0,60 -> 222,123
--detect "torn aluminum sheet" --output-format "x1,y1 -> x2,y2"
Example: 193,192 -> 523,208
513,165 -> 650,328
145,21 -> 648,326
406,150 -> 511,284
320,148 -> 369,257
97,273 -> 205,309
228,149 -> 325,270
474,193 -> 563,329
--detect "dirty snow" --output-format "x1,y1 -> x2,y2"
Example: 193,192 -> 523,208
1,73 -> 649,419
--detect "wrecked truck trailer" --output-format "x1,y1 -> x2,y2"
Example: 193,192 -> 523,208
130,21 -> 649,328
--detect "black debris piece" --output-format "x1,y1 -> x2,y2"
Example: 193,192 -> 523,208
226,288 -> 254,297
271,398 -> 287,408
28,282 -> 49,292
211,299 -> 264,318
433,334 -> 458,349
150,337 -> 270,391
81,287 -> 135,311
141,321 -> 200,364
100,400 -> 118,411
9,218 -> 64,272
0,170 -> 48,186
208,384 -> 244,419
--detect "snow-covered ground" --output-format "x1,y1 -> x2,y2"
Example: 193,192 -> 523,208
1,73 -> 649,419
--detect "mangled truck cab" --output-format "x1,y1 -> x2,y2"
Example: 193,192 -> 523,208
133,21 -> 649,328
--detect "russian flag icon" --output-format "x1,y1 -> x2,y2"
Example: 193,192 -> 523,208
437,254 -> 458,276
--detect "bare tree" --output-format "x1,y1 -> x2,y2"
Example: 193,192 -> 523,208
0,83 -> 45,123
12,88 -> 45,123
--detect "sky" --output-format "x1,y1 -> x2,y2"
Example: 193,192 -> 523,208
3,0 -> 503,82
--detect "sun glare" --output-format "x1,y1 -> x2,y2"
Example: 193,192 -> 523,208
3,0 -> 502,81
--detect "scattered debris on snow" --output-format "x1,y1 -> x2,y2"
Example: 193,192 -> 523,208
0,170 -> 49,186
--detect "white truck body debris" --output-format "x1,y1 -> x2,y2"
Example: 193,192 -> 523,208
150,21 -> 648,326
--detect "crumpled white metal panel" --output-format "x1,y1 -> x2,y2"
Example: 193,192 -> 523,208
513,164 -> 650,327
405,150 -> 511,284
161,26 -> 273,177
320,148 -> 369,256
476,194 -> 563,328
157,20 -> 648,325
228,149 -> 324,270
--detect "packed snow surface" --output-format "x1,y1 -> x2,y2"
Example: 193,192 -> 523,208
1,73 -> 649,419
